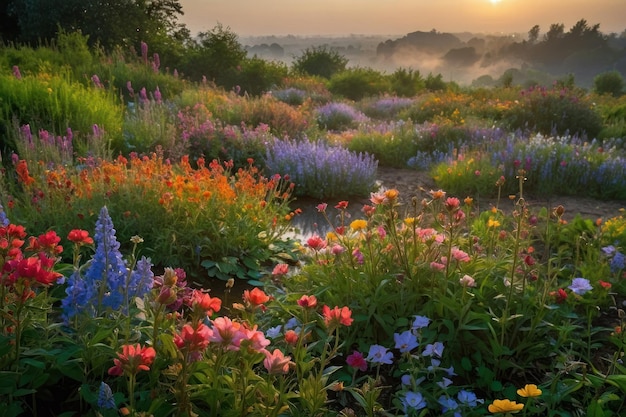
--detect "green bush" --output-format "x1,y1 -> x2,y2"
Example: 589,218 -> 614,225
502,85 -> 603,138
235,56 -> 288,96
327,67 -> 390,101
387,67 -> 424,97
593,70 -> 624,97
291,46 -> 348,79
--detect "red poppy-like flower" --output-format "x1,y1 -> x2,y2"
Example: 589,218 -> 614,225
335,201 -> 349,210
67,229 -> 94,245
243,287 -> 270,307
108,344 -> 156,376
297,294 -> 318,309
26,231 -> 63,255
550,288 -> 568,304
599,280 -> 612,289
322,305 -> 353,328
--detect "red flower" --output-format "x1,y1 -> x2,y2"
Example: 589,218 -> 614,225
284,329 -> 298,346
335,201 -> 349,210
174,323 -> 212,353
550,288 -> 568,304
346,351 -> 367,371
297,294 -> 318,309
67,229 -> 94,245
322,305 -> 353,329
108,344 -> 156,376
599,280 -> 612,289
243,287 -> 270,307
190,289 -> 222,315
271,263 -> 289,276
306,235 -> 327,251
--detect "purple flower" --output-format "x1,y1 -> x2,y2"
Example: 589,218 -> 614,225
422,342 -> 444,358
366,344 -> 393,365
154,87 -> 162,103
91,74 -> 103,88
568,277 -> 592,295
12,65 -> 21,79
394,330 -> 419,353
402,391 -> 427,412
436,377 -> 453,389
411,315 -> 430,329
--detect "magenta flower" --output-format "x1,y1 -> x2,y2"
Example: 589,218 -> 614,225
346,351 -> 367,371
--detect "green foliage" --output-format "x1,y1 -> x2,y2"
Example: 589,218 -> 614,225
502,85 -> 603,138
182,23 -> 247,88
236,57 -> 288,96
387,67 -> 424,97
593,70 -> 624,97
291,45 -> 348,79
0,69 -> 124,155
327,67 -> 390,101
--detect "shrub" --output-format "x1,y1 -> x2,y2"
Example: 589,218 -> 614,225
593,70 -> 624,97
388,67 -> 425,97
272,87 -> 307,106
264,138 -> 378,199
291,46 -> 348,79
360,96 -> 415,120
501,85 -> 603,138
316,102 -> 369,131
236,56 -> 289,96
327,67 -> 390,101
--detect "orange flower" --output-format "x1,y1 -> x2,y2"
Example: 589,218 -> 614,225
488,399 -> 524,414
322,305 -> 353,328
284,329 -> 298,346
297,295 -> 318,309
243,287 -> 270,307
67,229 -> 94,245
190,289 -> 222,315
517,384 -> 542,397
108,344 -> 156,376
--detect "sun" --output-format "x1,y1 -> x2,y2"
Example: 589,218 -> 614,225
490,0 -> 501,4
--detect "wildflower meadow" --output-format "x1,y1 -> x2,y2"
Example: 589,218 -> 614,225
2,35 -> 626,417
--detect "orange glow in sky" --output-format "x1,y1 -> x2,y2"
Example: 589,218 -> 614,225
178,0 -> 626,37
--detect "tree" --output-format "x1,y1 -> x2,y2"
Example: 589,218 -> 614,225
528,25 -> 540,44
291,46 -> 348,79
3,0 -> 189,54
181,24 -> 247,87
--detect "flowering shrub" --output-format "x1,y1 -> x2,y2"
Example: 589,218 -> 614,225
316,102 -> 369,131
360,96 -> 414,120
265,138 -> 378,199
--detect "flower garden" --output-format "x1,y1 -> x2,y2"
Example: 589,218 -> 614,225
2,38 -> 626,417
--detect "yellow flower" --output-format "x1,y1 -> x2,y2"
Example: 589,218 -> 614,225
488,399 -> 524,414
487,217 -> 501,228
350,219 -> 368,232
517,384 -> 542,397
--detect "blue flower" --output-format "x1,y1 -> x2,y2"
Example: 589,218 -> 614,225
438,395 -> 459,413
394,330 -> 419,353
411,315 -> 430,330
366,344 -> 394,365
402,391 -> 427,412
266,325 -> 282,339
611,251 -> 625,273
97,381 -> 116,410
568,277 -> 592,295
0,203 -> 9,227
457,390 -> 483,407
436,377 -> 453,389
422,341 -> 445,358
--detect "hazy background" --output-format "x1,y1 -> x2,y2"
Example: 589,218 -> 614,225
178,0 -> 626,37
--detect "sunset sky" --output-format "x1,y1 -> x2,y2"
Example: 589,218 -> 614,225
178,0 -> 626,37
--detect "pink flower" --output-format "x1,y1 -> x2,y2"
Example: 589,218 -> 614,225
316,203 -> 327,213
263,349 -> 293,374
306,235 -> 327,251
451,247 -> 470,262
430,261 -> 445,272
346,351 -> 367,371
210,317 -> 246,350
459,274 -> 476,287
272,263 -> 289,276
